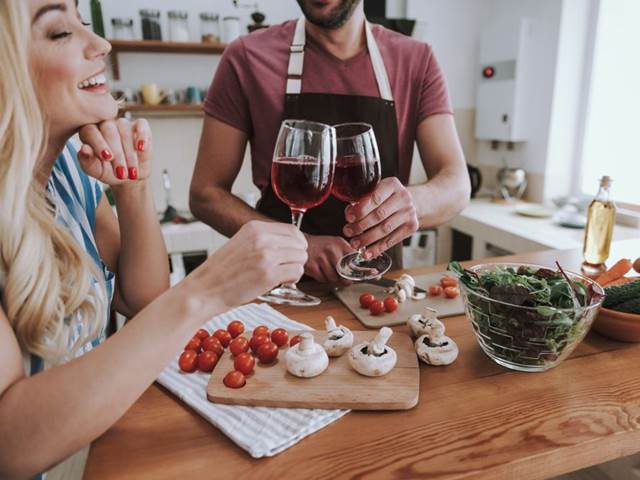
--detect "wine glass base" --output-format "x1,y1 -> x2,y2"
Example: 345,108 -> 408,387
258,285 -> 321,307
337,252 -> 392,282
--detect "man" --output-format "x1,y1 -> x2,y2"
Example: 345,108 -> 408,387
190,0 -> 470,284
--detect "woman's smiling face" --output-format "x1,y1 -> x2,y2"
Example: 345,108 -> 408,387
29,0 -> 117,139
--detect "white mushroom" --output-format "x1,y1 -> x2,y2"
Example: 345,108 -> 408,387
348,327 -> 397,377
285,332 -> 329,378
323,316 -> 354,357
389,274 -> 427,302
407,306 -> 445,338
415,333 -> 459,366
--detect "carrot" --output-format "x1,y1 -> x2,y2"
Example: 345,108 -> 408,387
596,258 -> 633,286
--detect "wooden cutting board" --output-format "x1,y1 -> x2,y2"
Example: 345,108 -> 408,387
333,272 -> 465,328
207,330 -> 419,410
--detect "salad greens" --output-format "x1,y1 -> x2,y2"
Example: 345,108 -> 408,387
448,262 -> 604,370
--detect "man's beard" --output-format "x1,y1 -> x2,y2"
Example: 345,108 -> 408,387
296,0 -> 362,30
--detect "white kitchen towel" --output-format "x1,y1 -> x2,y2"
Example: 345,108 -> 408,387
156,303 -> 349,458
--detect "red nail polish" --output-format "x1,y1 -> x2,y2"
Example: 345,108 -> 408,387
136,140 -> 145,152
115,166 -> 126,180
101,149 -> 112,160
128,167 -> 138,180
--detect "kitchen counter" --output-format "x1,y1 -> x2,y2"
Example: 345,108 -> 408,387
438,198 -> 639,262
84,239 -> 640,480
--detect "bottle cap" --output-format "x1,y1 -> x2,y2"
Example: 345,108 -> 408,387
600,176 -> 612,188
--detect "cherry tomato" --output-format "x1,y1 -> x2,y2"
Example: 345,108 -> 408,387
233,352 -> 255,375
227,320 -> 245,339
197,351 -> 218,373
250,333 -> 271,354
359,293 -> 376,308
253,325 -> 270,337
289,335 -> 301,347
213,329 -> 232,348
223,370 -> 246,389
383,296 -> 399,313
271,328 -> 289,347
178,350 -> 198,373
256,342 -> 279,364
369,300 -> 385,316
202,336 -> 224,356
184,336 -> 202,353
444,286 -> 460,299
428,285 -> 443,296
440,276 -> 458,288
195,328 -> 209,340
229,336 -> 250,356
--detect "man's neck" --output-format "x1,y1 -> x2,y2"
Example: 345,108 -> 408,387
305,6 -> 366,61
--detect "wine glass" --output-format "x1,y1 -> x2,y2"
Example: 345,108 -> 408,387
333,123 -> 392,281
258,119 -> 336,306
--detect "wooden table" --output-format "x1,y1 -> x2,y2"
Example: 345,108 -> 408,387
84,239 -> 640,480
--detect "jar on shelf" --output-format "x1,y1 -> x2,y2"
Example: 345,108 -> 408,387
222,16 -> 241,44
111,18 -> 134,41
168,10 -> 190,43
200,13 -> 220,43
140,9 -> 162,41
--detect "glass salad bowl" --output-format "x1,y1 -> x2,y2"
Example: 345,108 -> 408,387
453,263 -> 605,372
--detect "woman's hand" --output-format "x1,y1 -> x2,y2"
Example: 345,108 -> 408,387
185,221 -> 308,312
78,118 -> 152,184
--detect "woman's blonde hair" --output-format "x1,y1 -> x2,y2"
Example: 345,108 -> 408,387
0,0 -> 104,364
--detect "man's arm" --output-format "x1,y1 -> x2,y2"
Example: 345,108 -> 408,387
409,113 -> 470,228
189,115 -> 271,237
345,114 -> 470,258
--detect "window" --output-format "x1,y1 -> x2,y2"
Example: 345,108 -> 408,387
579,0 -> 640,206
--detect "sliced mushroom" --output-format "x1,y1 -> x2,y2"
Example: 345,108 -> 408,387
407,306 -> 445,338
415,334 -> 459,366
390,274 -> 426,302
323,316 -> 354,358
349,327 -> 397,377
285,332 -> 329,378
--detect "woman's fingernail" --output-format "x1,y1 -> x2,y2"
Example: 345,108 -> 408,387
136,140 -> 145,152
115,166 -> 126,180
128,167 -> 138,180
346,213 -> 355,223
363,250 -> 372,260
101,149 -> 112,160
344,226 -> 353,237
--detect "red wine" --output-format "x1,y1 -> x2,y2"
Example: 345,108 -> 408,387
272,156 -> 333,211
331,154 -> 381,203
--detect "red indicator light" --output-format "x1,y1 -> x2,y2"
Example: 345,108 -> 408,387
483,66 -> 495,78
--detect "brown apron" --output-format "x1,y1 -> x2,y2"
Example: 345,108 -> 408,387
256,18 -> 403,268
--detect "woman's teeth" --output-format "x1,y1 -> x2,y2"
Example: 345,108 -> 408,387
78,73 -> 107,90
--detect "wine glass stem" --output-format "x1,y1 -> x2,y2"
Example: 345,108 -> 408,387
282,209 -> 305,290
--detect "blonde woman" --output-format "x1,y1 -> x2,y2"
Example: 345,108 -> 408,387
0,0 -> 308,478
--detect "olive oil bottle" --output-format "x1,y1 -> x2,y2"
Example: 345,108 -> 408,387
582,176 -> 615,274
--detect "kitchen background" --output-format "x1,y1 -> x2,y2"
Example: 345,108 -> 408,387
77,0 -> 638,270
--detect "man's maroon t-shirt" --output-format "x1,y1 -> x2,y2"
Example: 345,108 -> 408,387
204,20 -> 453,191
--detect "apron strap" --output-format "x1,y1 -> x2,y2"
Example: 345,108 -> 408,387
286,17 -> 306,95
286,17 -> 394,101
364,21 -> 393,101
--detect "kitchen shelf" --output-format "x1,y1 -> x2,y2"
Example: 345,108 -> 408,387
109,39 -> 226,80
119,103 -> 204,117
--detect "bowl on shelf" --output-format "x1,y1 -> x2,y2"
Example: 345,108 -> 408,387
458,263 -> 605,372
593,277 -> 640,342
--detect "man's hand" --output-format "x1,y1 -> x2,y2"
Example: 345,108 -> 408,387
343,177 -> 419,259
304,234 -> 354,284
